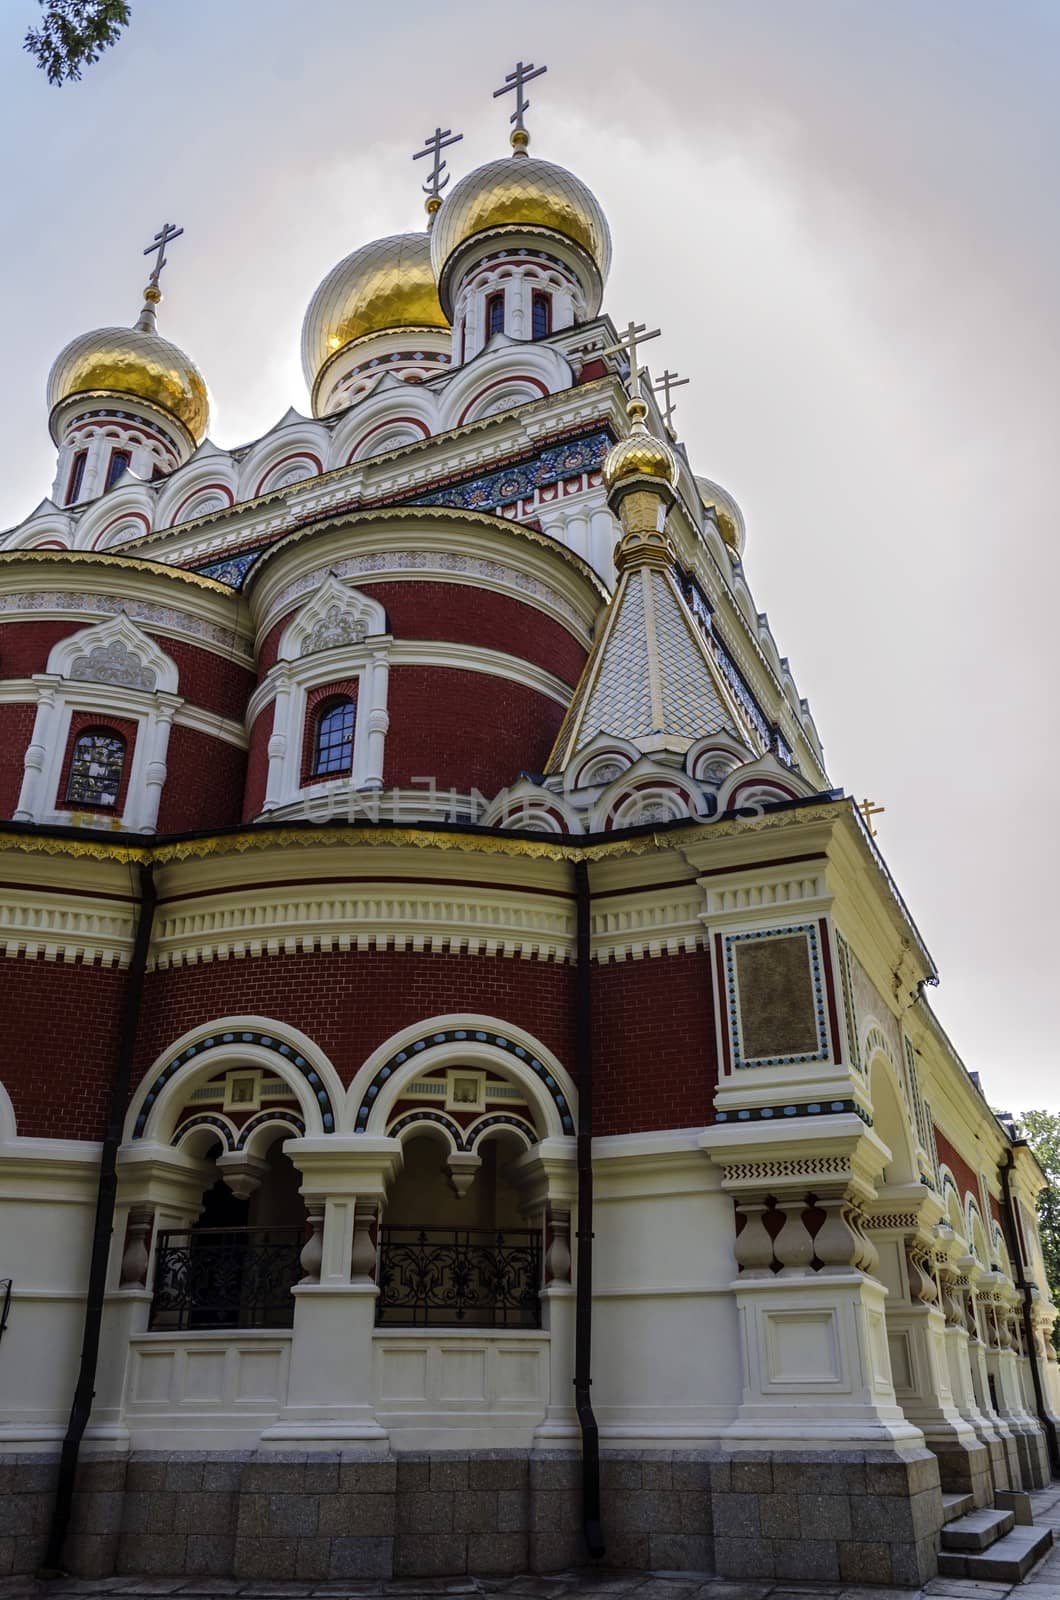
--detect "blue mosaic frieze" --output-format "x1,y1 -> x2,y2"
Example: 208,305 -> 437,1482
194,549 -> 263,587
406,431 -> 610,514
236,1108 -> 306,1150
355,1027 -> 573,1135
172,1112 -> 236,1150
724,922 -> 830,1070
716,1099 -> 872,1127
134,1030 -> 335,1137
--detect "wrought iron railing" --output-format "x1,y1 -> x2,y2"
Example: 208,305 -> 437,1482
148,1226 -> 303,1332
376,1226 -> 541,1329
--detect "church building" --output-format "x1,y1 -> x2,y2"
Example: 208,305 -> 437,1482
0,66 -> 1057,1590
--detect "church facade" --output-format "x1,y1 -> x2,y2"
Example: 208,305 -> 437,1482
0,75 -> 1057,1589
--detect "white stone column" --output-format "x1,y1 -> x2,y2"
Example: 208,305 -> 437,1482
136,692 -> 181,833
364,651 -> 391,788
14,678 -> 60,822
87,1145 -> 213,1446
262,668 -> 292,812
260,1135 -> 401,1448
702,1120 -> 923,1449
512,1140 -> 578,1447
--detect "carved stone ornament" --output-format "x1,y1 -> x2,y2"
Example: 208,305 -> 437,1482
70,638 -> 157,691
300,602 -> 368,657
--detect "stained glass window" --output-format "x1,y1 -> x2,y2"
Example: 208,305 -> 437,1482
65,729 -> 126,809
486,291 -> 505,338
312,698 -> 355,777
532,292 -> 551,339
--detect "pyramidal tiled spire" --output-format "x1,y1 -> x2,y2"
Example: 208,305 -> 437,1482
548,394 -> 752,774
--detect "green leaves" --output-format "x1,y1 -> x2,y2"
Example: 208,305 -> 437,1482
1019,1109 -> 1060,1347
23,0 -> 131,86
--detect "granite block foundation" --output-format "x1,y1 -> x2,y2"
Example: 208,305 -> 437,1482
0,1445 -> 947,1587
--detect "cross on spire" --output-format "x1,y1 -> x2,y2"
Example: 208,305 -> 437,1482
858,797 -> 886,838
413,125 -> 464,219
601,320 -> 662,404
650,369 -> 690,434
493,59 -> 547,152
143,222 -> 184,290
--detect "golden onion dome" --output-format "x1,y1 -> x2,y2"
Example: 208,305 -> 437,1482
47,303 -> 209,445
301,232 -> 449,394
696,474 -> 746,556
603,400 -> 679,491
430,155 -> 612,315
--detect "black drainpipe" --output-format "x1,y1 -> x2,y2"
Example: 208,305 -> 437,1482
573,859 -> 604,1558
43,862 -> 157,1574
999,1146 -> 1060,1476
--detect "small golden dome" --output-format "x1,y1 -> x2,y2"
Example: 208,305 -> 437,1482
47,322 -> 209,444
603,402 -> 679,491
430,156 -> 612,315
301,232 -> 449,396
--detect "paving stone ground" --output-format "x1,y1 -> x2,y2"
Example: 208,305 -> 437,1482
5,1487 -> 1060,1600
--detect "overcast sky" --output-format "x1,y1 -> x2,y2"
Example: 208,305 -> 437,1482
2,0 -> 1057,1112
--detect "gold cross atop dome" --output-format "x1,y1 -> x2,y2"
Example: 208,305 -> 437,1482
137,221 -> 184,333
493,59 -> 547,155
413,126 -> 464,225
601,320 -> 661,406
650,368 -> 690,436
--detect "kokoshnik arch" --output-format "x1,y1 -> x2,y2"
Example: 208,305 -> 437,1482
0,60 -> 1056,1592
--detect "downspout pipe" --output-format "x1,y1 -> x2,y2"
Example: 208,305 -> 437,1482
43,862 -> 157,1573
573,858 -> 604,1558
999,1147 -> 1060,1476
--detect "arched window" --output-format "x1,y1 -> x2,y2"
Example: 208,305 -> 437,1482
531,291 -> 551,340
485,291 -> 505,339
106,448 -> 133,490
64,728 -> 126,809
312,697 -> 355,778
65,449 -> 87,506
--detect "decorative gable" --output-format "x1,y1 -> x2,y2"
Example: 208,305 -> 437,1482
48,611 -> 179,695
278,574 -> 388,662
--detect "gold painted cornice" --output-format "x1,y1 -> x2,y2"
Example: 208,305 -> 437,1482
0,547 -> 233,595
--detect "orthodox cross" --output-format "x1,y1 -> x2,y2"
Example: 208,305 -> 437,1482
651,368 -> 690,433
858,797 -> 886,838
493,60 -> 547,138
142,222 -> 184,289
413,126 -> 463,203
601,320 -> 661,402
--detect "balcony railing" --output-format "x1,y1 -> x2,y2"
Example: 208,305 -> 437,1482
148,1225 -> 303,1332
376,1225 -> 542,1329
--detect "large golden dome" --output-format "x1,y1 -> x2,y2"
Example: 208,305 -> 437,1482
430,155 -> 612,315
47,318 -> 209,444
301,232 -> 449,397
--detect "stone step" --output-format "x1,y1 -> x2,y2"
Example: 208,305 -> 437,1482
940,1506 -> 1015,1550
941,1491 -> 974,1525
995,1486 -> 1035,1524
937,1522 -> 1054,1582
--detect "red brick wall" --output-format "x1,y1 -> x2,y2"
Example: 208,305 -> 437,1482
934,1126 -> 981,1212
0,703 -> 36,816
0,955 -> 126,1138
156,726 -> 246,833
243,702 -> 273,821
384,665 -> 565,792
0,620 -> 82,676
158,637 -> 255,721
133,950 -> 578,1100
0,622 -> 252,720
257,581 -> 589,687
593,949 -> 717,1136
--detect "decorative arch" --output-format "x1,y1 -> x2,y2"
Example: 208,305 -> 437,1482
939,1167 -> 967,1242
967,1196 -> 991,1266
173,1112 -> 238,1154
75,489 -> 153,552
47,611 -> 179,694
347,1016 -> 577,1139
277,573 -> 388,661
328,382 -> 439,469
441,341 -> 571,431
237,416 -> 330,503
867,1048 -> 919,1187
235,1108 -> 306,1156
687,732 -> 754,786
479,779 -> 582,835
127,1019 -> 342,1144
0,1079 -> 16,1145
